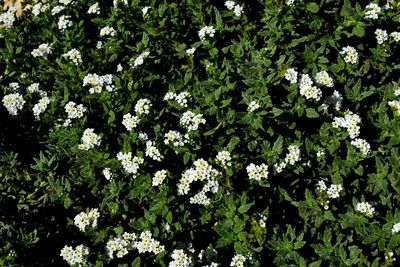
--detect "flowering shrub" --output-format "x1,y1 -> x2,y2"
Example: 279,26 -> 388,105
2,0 -> 400,266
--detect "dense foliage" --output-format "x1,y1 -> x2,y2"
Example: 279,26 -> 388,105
2,0 -> 400,266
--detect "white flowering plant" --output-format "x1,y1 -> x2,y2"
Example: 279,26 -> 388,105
2,0 -> 400,266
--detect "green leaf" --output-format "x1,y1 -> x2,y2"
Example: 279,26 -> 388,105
131,257 -> 141,267
306,108 -> 319,118
307,3 -> 320,13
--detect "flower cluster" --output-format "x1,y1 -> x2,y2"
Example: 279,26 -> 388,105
225,1 -> 243,17
60,244 -> 89,266
246,163 -> 269,181
284,68 -> 298,84
116,152 -> 144,178
178,159 -> 220,205
83,73 -> 115,93
31,43 -> 52,58
88,3 -> 100,14
102,168 -> 113,181
299,74 -> 322,101
375,29 -> 388,44
315,70 -> 334,87
216,151 -> 232,168
332,111 -> 361,139
230,254 -> 246,267
390,32 -> 400,42
152,170 -> 167,187
186,47 -> 196,55
365,3 -> 381,19
274,144 -> 301,173
180,111 -> 206,131
100,26 -> 116,37
198,25 -> 216,40
389,100 -> 400,115
340,46 -> 359,64
122,113 -> 140,131
2,93 -> 25,116
145,140 -> 163,161
64,101 -> 86,126
392,222 -> 400,234
356,201 -> 375,217
63,48 -> 82,65
164,130 -> 188,147
351,138 -> 371,155
0,6 -> 16,28
33,96 -> 50,119
164,91 -> 191,108
316,181 -> 343,209
247,100 -> 260,113
132,51 -> 150,67
324,90 -> 343,111
142,6 -> 151,17
78,128 -> 101,151
73,208 -> 100,232
169,249 -> 192,267
58,15 -> 72,32
134,98 -> 152,115
106,231 -> 164,259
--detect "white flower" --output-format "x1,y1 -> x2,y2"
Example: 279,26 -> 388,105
33,96 -> 50,119
230,254 -> 246,267
365,3 -> 381,19
389,100 -> 400,115
169,249 -> 192,267
88,3 -> 100,14
315,70 -> 334,87
145,140 -> 163,161
186,47 -> 196,55
299,74 -> 322,101
216,151 -> 232,168
100,26 -> 116,37
392,222 -> 400,234
64,101 -> 86,119
340,46 -> 359,64
2,93 -> 25,116
96,41 -> 103,49
351,138 -> 370,155
58,15 -> 72,32
180,111 -> 206,131
198,25 -> 216,40
134,98 -> 152,115
332,111 -> 361,139
390,32 -> 400,42
375,29 -> 388,44
152,170 -> 167,187
117,63 -> 123,72
284,145 -> 301,165
142,6 -> 151,17
59,0 -> 74,5
122,113 -> 140,131
0,6 -> 16,28
74,208 -> 99,232
60,244 -> 89,265
116,152 -> 144,178
103,168 -> 112,181
356,201 -> 375,217
225,1 -> 235,10
31,43 -> 52,58
83,73 -> 115,93
132,51 -> 150,67
233,5 -> 243,16
247,163 -> 269,181
78,128 -> 101,151
286,0 -> 296,5
51,5 -> 65,15
63,48 -> 82,65
164,130 -> 188,147
247,100 -> 260,112
285,68 -> 298,84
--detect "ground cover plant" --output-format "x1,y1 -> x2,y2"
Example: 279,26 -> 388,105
2,0 -> 400,266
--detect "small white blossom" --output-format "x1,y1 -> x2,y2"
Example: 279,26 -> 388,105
2,93 -> 25,116
198,25 -> 216,40
117,152 -> 144,178
299,74 -> 322,101
216,151 -> 232,168
78,128 -> 101,151
88,3 -> 100,14
31,43 -> 52,58
60,244 -> 89,266
33,96 -> 50,119
356,201 -> 375,217
365,3 -> 381,19
186,47 -> 196,55
225,1 -> 235,10
230,254 -> 246,267
58,15 -> 72,32
164,130 -> 188,147
142,6 -> 151,17
169,249 -> 192,267
74,208 -> 100,232
51,5 -> 65,15
332,111 -> 361,139
132,51 -> 150,67
285,68 -> 298,84
180,111 -> 206,131
247,163 -> 269,181
152,170 -> 167,187
375,29 -> 388,44
233,5 -> 243,17
351,138 -> 370,155
145,140 -> 163,161
122,113 -> 140,131
103,168 -> 112,181
392,222 -> 400,234
100,26 -> 116,37
340,46 -> 359,64
63,48 -> 82,65
247,100 -> 260,112
134,98 -> 152,115
390,32 -> 400,42
315,70 -> 334,87
83,73 -> 115,93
